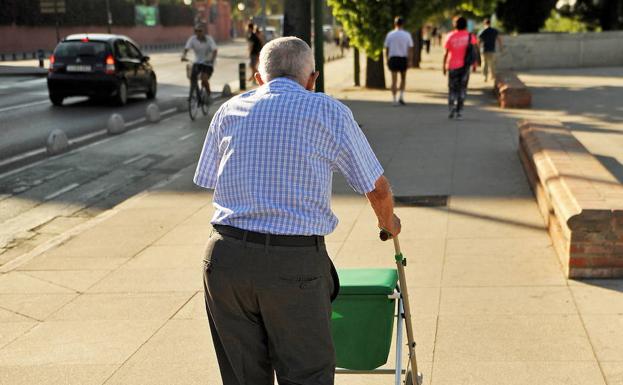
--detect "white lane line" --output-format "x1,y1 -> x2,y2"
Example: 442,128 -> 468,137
162,107 -> 177,115
68,129 -> 107,146
0,147 -> 46,170
45,168 -> 71,180
178,133 -> 195,141
44,182 -> 79,201
122,154 -> 146,165
124,117 -> 146,127
0,100 -> 49,113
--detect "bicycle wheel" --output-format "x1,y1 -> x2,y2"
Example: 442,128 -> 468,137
188,85 -> 200,121
201,87 -> 211,116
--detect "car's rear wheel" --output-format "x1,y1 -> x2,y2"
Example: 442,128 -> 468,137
146,75 -> 157,99
49,93 -> 64,106
114,80 -> 128,106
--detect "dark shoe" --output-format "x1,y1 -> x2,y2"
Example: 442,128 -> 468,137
455,112 -> 463,120
448,109 -> 455,119
399,98 -> 406,105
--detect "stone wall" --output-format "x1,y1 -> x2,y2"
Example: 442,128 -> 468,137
497,31 -> 623,70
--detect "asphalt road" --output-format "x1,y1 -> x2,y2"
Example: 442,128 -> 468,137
0,40 -> 249,162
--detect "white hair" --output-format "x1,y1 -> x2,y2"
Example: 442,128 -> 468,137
258,36 -> 314,84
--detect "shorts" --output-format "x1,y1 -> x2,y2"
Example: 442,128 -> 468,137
191,62 -> 214,79
388,56 -> 408,72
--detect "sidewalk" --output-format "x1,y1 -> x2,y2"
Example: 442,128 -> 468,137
0,61 -> 47,77
0,47 -> 622,385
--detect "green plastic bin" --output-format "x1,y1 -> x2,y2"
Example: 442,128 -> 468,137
331,268 -> 398,370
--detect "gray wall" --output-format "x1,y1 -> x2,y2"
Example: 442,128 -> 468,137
496,31 -> 623,70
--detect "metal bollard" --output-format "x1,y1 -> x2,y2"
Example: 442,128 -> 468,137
239,62 -> 246,91
37,49 -> 45,68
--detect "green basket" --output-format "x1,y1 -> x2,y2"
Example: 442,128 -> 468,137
331,268 -> 398,370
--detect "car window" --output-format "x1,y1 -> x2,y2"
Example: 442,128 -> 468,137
54,41 -> 108,59
114,40 -> 129,59
125,41 -> 142,59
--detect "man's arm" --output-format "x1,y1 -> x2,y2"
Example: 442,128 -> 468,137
442,49 -> 448,75
366,175 -> 401,237
497,35 -> 503,51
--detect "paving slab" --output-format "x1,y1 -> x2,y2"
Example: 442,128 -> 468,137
0,364 -> 117,385
582,315 -> 623,361
0,293 -> 77,321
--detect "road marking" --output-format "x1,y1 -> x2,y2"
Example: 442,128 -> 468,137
122,154 -> 146,165
44,182 -> 79,201
124,117 -> 146,127
178,133 -> 195,141
162,107 -> 177,115
45,168 -> 71,180
0,100 -> 49,113
0,147 -> 46,172
68,129 -> 107,146
0,77 -> 46,90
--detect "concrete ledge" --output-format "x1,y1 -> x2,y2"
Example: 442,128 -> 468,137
518,120 -> 623,278
494,72 -> 531,109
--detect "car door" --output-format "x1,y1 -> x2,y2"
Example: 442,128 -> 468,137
114,39 -> 138,89
125,41 -> 148,90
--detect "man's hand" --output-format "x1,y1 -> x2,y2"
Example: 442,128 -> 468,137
443,68 -> 447,76
380,213 -> 401,239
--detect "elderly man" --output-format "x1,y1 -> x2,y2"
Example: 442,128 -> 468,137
194,36 -> 400,385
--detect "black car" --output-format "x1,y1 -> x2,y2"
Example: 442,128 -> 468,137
47,34 -> 157,106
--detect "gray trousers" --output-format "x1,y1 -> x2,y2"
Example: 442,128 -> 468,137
203,232 -> 336,385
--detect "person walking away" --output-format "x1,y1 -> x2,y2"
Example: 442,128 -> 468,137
422,25 -> 432,54
384,16 -> 414,106
247,22 -> 263,84
195,36 -> 402,385
181,24 -> 218,95
443,16 -> 478,120
478,18 -> 503,82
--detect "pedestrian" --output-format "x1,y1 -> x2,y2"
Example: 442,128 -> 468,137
384,16 -> 414,106
478,18 -> 503,82
431,26 -> 439,46
194,36 -> 401,385
247,22 -> 263,84
422,25 -> 432,54
443,16 -> 478,120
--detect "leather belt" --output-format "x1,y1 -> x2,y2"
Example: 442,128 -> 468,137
213,225 -> 324,247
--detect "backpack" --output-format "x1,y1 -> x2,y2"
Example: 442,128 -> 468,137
463,33 -> 479,69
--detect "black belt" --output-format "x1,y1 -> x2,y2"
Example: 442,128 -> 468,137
213,225 -> 324,247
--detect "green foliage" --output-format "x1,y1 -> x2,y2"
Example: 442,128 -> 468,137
496,0 -> 557,32
542,10 -> 590,32
559,0 -> 623,31
328,0 -> 414,60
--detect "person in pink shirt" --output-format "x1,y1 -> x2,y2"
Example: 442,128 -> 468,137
442,16 -> 478,119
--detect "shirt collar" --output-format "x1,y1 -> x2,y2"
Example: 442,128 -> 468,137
265,77 -> 305,92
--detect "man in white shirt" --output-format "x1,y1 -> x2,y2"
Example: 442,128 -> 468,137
384,16 -> 414,106
181,24 -> 218,94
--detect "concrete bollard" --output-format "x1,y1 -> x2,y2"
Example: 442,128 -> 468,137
46,129 -> 69,155
222,84 -> 232,97
107,113 -> 125,135
146,103 -> 161,123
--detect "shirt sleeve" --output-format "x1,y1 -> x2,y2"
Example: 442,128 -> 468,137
443,34 -> 451,50
333,109 -> 384,194
193,107 -> 223,189
208,36 -> 217,51
184,36 -> 194,50
384,33 -> 389,48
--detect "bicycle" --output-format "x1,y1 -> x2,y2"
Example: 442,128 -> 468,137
183,59 -> 213,121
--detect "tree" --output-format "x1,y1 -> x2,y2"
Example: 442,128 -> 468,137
496,0 -> 557,32
328,0 -> 414,89
559,0 -> 623,31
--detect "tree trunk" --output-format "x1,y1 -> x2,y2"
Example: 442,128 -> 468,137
412,29 -> 422,68
365,54 -> 385,89
354,48 -> 360,86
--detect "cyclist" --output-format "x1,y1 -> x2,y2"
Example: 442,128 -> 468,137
181,24 -> 218,96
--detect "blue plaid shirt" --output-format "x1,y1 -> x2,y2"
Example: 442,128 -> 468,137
193,77 -> 383,235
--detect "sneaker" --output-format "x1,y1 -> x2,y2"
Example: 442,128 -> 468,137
399,98 -> 406,105
392,101 -> 400,107
455,112 -> 463,120
448,109 -> 455,119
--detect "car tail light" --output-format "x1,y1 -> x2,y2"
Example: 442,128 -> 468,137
48,54 -> 55,72
105,55 -> 115,74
